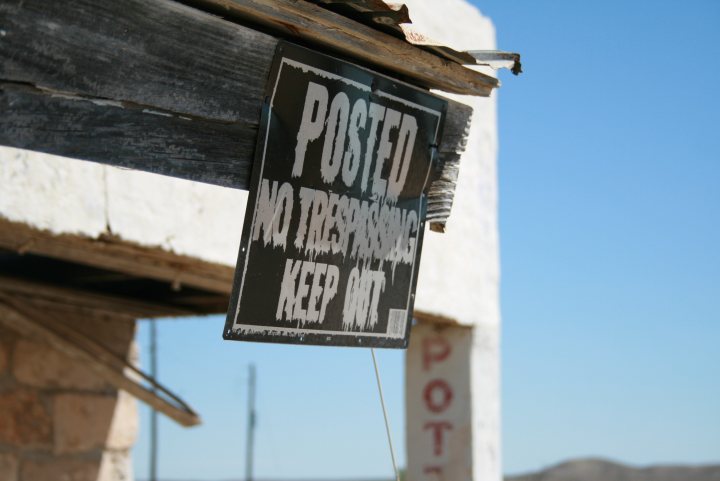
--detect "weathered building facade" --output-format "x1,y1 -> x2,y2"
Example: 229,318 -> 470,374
406,1 -> 501,479
0,0 -> 504,479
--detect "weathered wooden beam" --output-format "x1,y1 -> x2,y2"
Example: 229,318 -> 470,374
0,82 -> 470,224
0,275 -> 202,318
0,218 -> 235,295
0,0 -> 472,225
0,83 -> 256,189
181,0 -> 498,96
0,0 -> 276,123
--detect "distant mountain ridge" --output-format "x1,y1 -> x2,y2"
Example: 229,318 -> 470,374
506,458 -> 720,481
141,459 -> 720,481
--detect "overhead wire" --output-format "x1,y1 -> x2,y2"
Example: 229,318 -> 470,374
371,348 -> 401,481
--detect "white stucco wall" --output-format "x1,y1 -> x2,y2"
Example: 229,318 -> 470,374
0,148 -> 246,266
407,0 -> 501,330
400,3 -> 501,480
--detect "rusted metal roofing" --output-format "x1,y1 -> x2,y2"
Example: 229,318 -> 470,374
308,0 -> 522,75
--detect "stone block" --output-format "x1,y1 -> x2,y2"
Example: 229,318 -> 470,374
13,340 -> 108,391
107,391 -> 138,450
99,450 -> 133,481
0,389 -> 52,448
0,453 -> 19,481
21,457 -> 100,481
54,394 -> 116,454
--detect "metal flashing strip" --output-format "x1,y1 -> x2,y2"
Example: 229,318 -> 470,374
466,50 -> 523,75
308,0 -> 522,75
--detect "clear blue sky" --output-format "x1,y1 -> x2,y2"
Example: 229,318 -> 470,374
133,1 -> 720,478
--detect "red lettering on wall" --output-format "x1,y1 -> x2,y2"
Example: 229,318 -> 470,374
422,335 -> 451,371
423,378 -> 453,413
423,466 -> 443,476
423,421 -> 453,456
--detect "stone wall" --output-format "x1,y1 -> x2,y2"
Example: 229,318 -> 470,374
0,312 -> 138,481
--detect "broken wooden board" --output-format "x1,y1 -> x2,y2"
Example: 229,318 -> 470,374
0,218 -> 234,294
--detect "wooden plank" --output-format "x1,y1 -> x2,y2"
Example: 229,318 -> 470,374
0,0 -> 277,123
0,218 -> 451,323
0,275 -> 203,318
0,79 -> 469,185
0,252 -> 231,314
0,0 -> 480,120
0,83 -> 256,189
0,0 -> 472,225
182,0 -> 498,96
0,217 -> 235,295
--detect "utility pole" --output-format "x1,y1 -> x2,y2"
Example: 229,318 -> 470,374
149,319 -> 158,481
245,364 -> 256,481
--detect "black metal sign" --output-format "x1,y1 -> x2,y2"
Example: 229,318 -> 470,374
224,42 -> 447,348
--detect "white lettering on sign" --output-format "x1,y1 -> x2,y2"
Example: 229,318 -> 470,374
252,183 -> 419,286
252,179 -> 294,249
276,258 -> 340,325
293,81 -> 419,203
294,82 -> 328,178
342,267 -> 385,330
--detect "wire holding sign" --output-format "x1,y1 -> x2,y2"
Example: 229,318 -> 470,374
224,42 -> 448,348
